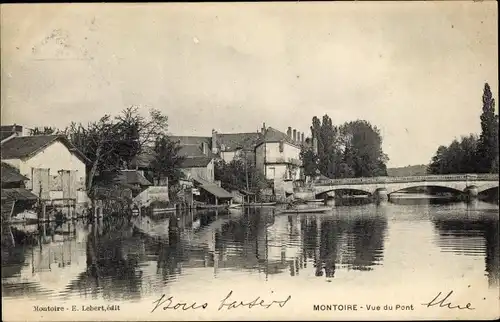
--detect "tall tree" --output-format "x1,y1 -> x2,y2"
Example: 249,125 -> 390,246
115,106 -> 169,168
339,120 -> 388,177
476,83 -> 499,173
150,135 -> 185,185
65,116 -> 124,195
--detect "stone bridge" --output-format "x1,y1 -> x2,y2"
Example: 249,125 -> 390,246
312,174 -> 499,201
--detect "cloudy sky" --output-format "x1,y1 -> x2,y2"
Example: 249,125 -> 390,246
1,2 -> 497,167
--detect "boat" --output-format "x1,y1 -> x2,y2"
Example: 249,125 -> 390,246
243,202 -> 276,207
278,207 -> 331,214
305,199 -> 325,204
229,203 -> 243,209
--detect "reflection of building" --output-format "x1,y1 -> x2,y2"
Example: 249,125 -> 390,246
1,126 -> 89,212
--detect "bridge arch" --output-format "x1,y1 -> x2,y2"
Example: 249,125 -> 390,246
314,187 -> 373,198
385,182 -> 466,195
476,182 -> 499,193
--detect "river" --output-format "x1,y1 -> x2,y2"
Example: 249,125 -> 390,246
2,200 -> 499,320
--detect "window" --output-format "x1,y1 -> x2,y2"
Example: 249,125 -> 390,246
279,141 -> 284,153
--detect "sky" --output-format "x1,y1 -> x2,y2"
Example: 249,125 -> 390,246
1,2 -> 498,168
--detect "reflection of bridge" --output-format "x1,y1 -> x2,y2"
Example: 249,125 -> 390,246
313,174 -> 499,201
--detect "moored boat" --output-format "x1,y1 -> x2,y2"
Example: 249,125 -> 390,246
278,207 -> 331,214
243,202 -> 276,207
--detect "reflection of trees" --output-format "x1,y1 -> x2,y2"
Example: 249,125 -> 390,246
317,219 -> 339,277
344,217 -> 388,271
301,214 -> 387,278
152,218 -> 184,281
68,218 -> 144,300
432,217 -> 500,288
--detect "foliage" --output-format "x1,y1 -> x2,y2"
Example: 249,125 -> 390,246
428,83 -> 498,174
428,135 -> 479,174
114,106 -> 169,168
476,83 -> 499,173
214,154 -> 269,193
62,107 -> 172,196
150,135 -> 186,185
305,116 -> 388,179
28,126 -> 60,135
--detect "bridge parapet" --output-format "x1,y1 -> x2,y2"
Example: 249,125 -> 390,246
314,173 -> 499,186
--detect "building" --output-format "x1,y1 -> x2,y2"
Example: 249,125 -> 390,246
210,130 -> 261,163
254,124 -> 304,200
1,127 -> 89,213
1,162 -> 38,222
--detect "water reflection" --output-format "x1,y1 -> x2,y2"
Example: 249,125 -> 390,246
2,200 -> 498,302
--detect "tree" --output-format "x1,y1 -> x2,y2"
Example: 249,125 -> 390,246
115,106 -> 169,168
476,83 -> 499,173
65,116 -> 124,195
300,144 -> 319,178
28,126 -> 60,135
427,135 -> 479,174
150,135 -> 185,185
214,154 -> 269,193
339,120 -> 388,177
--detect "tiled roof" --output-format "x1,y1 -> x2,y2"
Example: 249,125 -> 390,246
1,162 -> 28,183
216,132 -> 261,152
0,125 -> 22,142
170,136 -> 211,146
115,170 -> 152,186
1,188 -> 38,201
178,145 -> 208,157
181,157 -> 212,168
255,127 -> 299,147
0,135 -> 90,163
200,184 -> 233,199
0,132 -> 15,142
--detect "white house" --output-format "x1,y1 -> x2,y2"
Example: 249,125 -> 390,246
255,125 -> 303,200
1,132 -> 89,209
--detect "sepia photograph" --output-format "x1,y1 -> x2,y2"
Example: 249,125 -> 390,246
1,2 -> 498,321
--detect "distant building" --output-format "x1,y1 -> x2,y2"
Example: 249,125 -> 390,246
0,127 -> 89,211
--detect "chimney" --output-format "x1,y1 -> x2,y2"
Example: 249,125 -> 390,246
301,132 -> 304,143
287,127 -> 292,138
293,129 -> 297,142
297,131 -> 301,143
211,129 -> 218,154
261,122 -> 266,134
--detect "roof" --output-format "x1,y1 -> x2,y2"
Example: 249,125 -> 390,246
178,145 -> 208,157
181,157 -> 212,168
1,162 -> 28,183
1,132 -> 15,142
1,188 -> 38,201
115,170 -> 152,186
0,125 -> 22,142
0,135 -> 90,164
216,132 -> 261,152
170,136 -> 211,147
255,127 -> 300,148
200,184 -> 233,199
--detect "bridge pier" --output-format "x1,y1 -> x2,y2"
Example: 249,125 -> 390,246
464,186 -> 479,202
374,188 -> 388,205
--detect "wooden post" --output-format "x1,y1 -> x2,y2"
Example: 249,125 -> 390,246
42,201 -> 47,223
